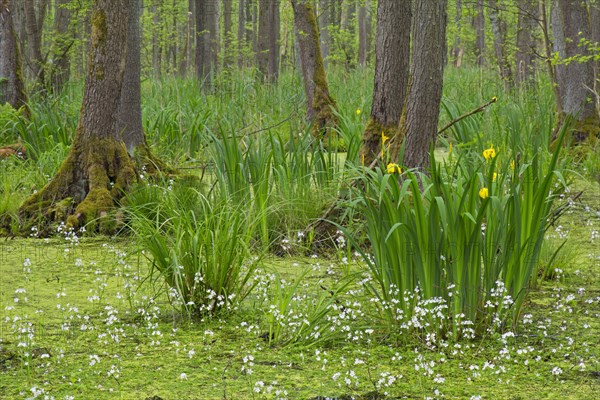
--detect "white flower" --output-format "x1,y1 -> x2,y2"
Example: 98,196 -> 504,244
179,372 -> 188,380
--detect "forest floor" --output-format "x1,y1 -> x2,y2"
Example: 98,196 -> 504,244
0,178 -> 599,400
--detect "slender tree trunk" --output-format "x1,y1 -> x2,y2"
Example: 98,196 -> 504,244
540,0 -> 562,114
24,0 -> 45,85
250,0 -> 258,52
257,0 -> 279,81
195,0 -> 220,84
237,0 -> 245,68
51,0 -> 72,93
20,0 -> 135,234
553,0 -> 598,138
291,0 -> 338,136
0,0 -> 28,113
474,0 -> 485,67
152,0 -> 162,76
589,0 -> 599,120
515,0 -> 538,87
488,0 -> 513,88
118,0 -> 144,156
340,0 -> 356,70
361,0 -> 411,166
402,0 -> 447,171
357,2 -> 367,67
452,0 -> 463,67
223,0 -> 233,69
318,0 -> 330,69
551,1 -> 567,107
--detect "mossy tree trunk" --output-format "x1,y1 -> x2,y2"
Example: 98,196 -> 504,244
402,0 -> 447,171
19,0 -> 135,234
361,0 -> 411,166
291,0 -> 338,138
0,0 -> 29,114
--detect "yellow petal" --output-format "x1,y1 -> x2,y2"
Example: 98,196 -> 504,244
479,187 -> 489,199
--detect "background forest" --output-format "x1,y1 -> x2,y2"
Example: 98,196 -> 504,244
0,0 -> 599,399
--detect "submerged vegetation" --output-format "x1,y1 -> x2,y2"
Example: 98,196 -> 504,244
1,68 -> 599,398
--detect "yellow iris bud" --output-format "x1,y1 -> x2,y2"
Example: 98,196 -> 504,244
381,132 -> 390,145
479,187 -> 489,199
386,163 -> 401,174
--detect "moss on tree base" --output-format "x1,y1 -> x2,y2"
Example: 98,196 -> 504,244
360,119 -> 402,167
19,137 -> 137,235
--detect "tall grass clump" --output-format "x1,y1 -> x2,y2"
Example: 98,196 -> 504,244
345,127 -> 568,338
209,126 -> 343,252
126,182 -> 260,316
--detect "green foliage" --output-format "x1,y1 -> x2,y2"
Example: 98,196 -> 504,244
263,267 -> 354,347
344,127 -> 568,336
127,182 -> 259,317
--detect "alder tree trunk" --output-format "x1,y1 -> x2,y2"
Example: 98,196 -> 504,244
357,2 -> 367,67
223,0 -> 233,69
589,1 -> 599,120
360,0 -> 411,166
237,0 -> 246,68
292,0 -> 338,137
195,0 -> 219,84
19,0 -> 136,234
117,0 -> 168,174
0,0 -> 28,113
50,0 -> 72,93
318,0 -> 330,69
257,0 -> 280,82
474,0 -> 485,67
553,0 -> 598,139
402,0 -> 447,171
117,0 -> 145,156
24,0 -> 45,86
515,0 -> 538,87
452,0 -> 463,67
488,0 -> 513,89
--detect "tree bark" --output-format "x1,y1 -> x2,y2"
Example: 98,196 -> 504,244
360,0 -> 411,166
515,0 -> 538,87
237,0 -> 247,69
318,0 -> 330,69
474,0 -> 485,67
20,0 -> 136,234
488,0 -> 513,88
117,0 -> 144,156
357,2 -> 367,67
23,0 -> 45,85
195,0 -> 219,84
452,0 -> 463,67
50,0 -> 72,93
151,0 -> 162,76
553,0 -> 598,137
257,0 -> 280,81
291,0 -> 338,137
402,0 -> 447,171
589,0 -> 599,120
223,0 -> 233,69
0,0 -> 28,113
